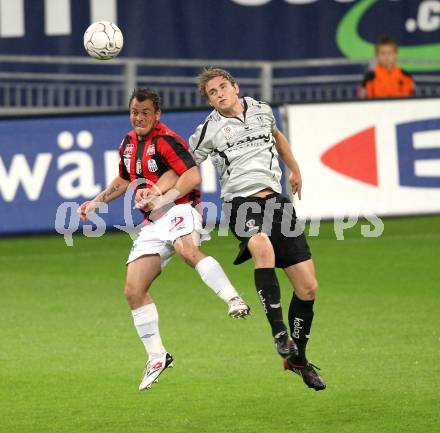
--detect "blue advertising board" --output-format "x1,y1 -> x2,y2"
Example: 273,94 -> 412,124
0,0 -> 439,70
0,107 -> 282,236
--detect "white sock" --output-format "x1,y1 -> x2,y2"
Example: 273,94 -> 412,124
195,256 -> 239,303
131,303 -> 166,359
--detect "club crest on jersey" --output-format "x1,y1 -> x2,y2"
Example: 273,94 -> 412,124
148,159 -> 158,172
222,125 -> 237,141
146,144 -> 155,156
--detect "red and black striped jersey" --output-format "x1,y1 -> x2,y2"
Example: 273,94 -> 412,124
118,121 -> 200,209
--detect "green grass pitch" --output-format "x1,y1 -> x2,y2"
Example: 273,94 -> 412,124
1,216 -> 439,433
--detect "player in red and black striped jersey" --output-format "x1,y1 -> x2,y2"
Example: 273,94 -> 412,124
118,119 -> 201,218
78,88 -> 249,391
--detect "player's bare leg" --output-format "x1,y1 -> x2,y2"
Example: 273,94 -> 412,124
247,233 -> 297,358
125,254 -> 174,390
174,233 -> 250,318
283,259 -> 326,391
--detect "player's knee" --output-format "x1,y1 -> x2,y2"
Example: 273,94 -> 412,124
308,278 -> 319,298
255,248 -> 275,267
175,245 -> 201,267
297,278 -> 318,300
248,233 -> 275,267
124,281 -> 144,307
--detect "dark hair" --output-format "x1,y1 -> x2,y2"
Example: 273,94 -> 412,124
197,67 -> 237,98
375,35 -> 398,52
129,88 -> 161,111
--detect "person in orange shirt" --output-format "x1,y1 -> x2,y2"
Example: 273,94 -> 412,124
359,35 -> 414,98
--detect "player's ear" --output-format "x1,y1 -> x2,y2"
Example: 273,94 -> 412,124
155,110 -> 161,120
234,83 -> 240,95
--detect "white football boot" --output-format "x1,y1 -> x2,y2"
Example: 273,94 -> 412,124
227,296 -> 250,319
139,352 -> 174,391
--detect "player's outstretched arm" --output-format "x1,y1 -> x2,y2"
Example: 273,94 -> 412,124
155,169 -> 179,195
274,128 -> 302,200
165,166 -> 201,200
78,175 -> 130,221
135,170 -> 179,210
138,166 -> 201,212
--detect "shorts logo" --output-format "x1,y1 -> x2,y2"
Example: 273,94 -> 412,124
246,218 -> 259,232
246,219 -> 255,228
170,216 -> 184,231
146,144 -> 155,156
148,159 -> 158,172
222,125 -> 237,141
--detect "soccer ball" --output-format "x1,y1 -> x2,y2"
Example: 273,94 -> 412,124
83,21 -> 123,60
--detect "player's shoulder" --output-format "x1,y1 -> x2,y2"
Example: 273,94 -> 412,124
244,97 -> 274,117
245,96 -> 271,109
119,131 -> 135,149
155,121 -> 186,144
154,121 -> 175,137
190,110 -> 218,139
205,108 -> 222,123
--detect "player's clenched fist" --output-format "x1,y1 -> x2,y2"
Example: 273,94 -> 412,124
78,200 -> 102,221
135,188 -> 156,211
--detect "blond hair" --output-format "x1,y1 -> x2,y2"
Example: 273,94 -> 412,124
197,67 -> 237,98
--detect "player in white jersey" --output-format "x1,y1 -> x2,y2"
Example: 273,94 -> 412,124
189,68 -> 326,391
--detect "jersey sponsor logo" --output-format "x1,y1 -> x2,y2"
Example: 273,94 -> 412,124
222,125 -> 238,141
170,216 -> 184,231
233,132 -> 272,147
146,144 -> 155,156
148,159 -> 158,172
320,118 -> 440,188
123,143 -> 134,157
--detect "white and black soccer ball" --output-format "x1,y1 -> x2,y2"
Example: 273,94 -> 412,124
83,21 -> 124,60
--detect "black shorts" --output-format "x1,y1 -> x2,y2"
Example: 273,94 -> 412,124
227,192 -> 311,268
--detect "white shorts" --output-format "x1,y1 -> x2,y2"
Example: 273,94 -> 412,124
126,204 -> 210,269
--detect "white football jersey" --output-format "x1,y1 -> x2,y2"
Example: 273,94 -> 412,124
189,97 -> 282,199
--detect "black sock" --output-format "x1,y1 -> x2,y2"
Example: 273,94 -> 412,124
254,268 -> 287,337
288,293 -> 314,364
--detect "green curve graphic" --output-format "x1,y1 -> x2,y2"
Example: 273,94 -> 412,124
336,0 -> 440,72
